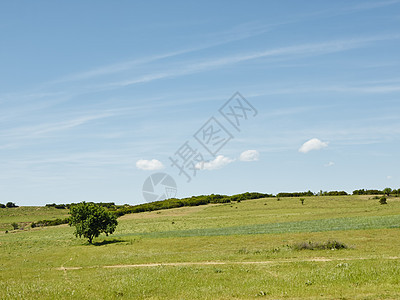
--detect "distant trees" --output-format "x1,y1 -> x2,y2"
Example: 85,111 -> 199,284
114,193 -> 273,217
45,203 -> 68,209
352,188 -> 399,196
69,202 -> 118,244
276,190 -> 349,197
319,191 -> 348,196
45,202 -> 116,210
276,191 -> 315,198
352,189 -> 383,195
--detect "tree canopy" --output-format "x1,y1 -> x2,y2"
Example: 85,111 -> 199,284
69,202 -> 118,243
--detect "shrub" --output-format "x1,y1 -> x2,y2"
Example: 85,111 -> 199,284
54,204 -> 67,209
0,203 -> 5,208
11,222 -> 19,230
31,218 -> 70,228
379,197 -> 387,205
6,202 -> 18,208
292,240 -> 348,250
300,198 -> 305,205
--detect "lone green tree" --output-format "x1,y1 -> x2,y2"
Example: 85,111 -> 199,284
69,202 -> 118,244
383,188 -> 392,197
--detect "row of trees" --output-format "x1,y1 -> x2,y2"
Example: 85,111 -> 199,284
45,202 -> 117,209
278,188 -> 400,198
277,190 -> 348,197
353,188 -> 400,196
114,192 -> 273,217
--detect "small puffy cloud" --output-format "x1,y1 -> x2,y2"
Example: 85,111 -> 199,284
387,175 -> 392,180
324,161 -> 335,167
136,159 -> 164,171
196,155 -> 234,170
299,138 -> 328,153
239,150 -> 260,162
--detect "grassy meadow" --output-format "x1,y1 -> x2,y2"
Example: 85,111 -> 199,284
1,195 -> 400,299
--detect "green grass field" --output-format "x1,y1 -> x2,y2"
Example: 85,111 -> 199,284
1,195 -> 400,299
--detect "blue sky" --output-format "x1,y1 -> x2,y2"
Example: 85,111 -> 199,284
1,1 -> 400,206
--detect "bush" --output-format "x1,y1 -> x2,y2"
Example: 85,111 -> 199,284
0,203 -> 5,208
379,197 -> 387,205
292,240 -> 348,250
11,222 -> 19,230
31,218 -> 70,228
6,202 -> 18,208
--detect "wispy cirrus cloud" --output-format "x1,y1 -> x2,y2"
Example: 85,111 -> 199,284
0,112 -> 119,140
51,22 -> 280,84
347,0 -> 400,11
103,34 -> 400,88
53,3 -> 400,86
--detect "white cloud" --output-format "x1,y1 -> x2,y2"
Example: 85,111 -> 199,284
136,159 -> 164,171
196,155 -> 234,170
239,150 -> 260,161
324,161 -> 335,167
387,175 -> 393,180
299,138 -> 328,153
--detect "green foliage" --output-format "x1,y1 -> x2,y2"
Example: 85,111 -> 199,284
31,218 -> 69,228
300,198 -> 305,205
276,190 -> 315,197
69,202 -> 118,243
0,203 -> 5,208
6,202 -> 18,208
292,240 -> 348,250
353,189 -> 383,195
379,197 -> 387,205
11,222 -> 19,230
45,203 -> 70,209
114,192 -> 273,217
383,188 -> 392,197
319,191 -> 348,196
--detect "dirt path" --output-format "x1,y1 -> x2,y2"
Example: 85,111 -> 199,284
56,256 -> 400,271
